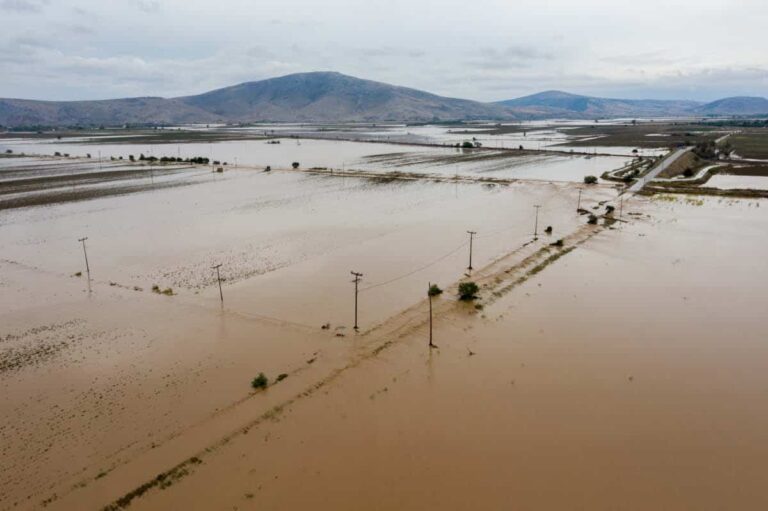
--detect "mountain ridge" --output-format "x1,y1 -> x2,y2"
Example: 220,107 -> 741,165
0,72 -> 766,127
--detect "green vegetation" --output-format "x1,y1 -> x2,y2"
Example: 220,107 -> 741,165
584,175 -> 598,184
428,284 -> 443,297
458,281 -> 479,301
692,140 -> 717,159
292,162 -> 300,169
251,373 -> 269,389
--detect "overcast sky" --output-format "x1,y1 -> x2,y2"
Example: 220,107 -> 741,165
1,0 -> 766,102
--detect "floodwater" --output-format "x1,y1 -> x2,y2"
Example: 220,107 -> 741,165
0,136 -> 629,183
230,121 -> 673,157
40,192 -> 768,511
354,149 -> 629,181
707,174 -> 768,190
4,144 -> 767,510
1,156 -> 622,509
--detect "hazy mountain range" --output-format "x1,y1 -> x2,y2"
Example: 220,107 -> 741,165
1,72 -> 766,127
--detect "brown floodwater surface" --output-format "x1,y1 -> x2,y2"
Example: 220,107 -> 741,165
67,194 -> 768,511
3,148 -> 767,510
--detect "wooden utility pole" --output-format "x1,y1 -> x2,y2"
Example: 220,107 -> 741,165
619,194 -> 624,220
78,237 -> 90,278
351,271 -> 363,331
78,237 -> 91,292
533,205 -> 541,237
212,264 -> 223,302
428,282 -> 435,348
466,231 -> 476,270
577,189 -> 582,212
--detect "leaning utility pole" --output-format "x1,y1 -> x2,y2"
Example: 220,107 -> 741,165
351,271 -> 363,331
212,263 -> 223,302
533,205 -> 541,237
576,189 -> 582,212
466,231 -> 476,270
78,236 -> 90,279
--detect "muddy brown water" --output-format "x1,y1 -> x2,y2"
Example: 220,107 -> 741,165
2,152 -> 766,509
109,196 -> 768,510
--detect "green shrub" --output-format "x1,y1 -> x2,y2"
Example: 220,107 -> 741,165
584,175 -> 598,185
428,284 -> 443,297
251,373 -> 268,389
458,281 -> 479,301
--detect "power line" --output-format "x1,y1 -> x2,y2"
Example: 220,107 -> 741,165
360,240 -> 467,293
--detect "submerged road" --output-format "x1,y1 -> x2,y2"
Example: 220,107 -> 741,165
627,147 -> 691,194
628,132 -> 733,194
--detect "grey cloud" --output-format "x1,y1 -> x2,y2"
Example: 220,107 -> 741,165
134,0 -> 160,13
0,0 -> 48,12
466,45 -> 556,71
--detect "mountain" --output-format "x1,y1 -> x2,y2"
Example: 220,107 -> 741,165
0,72 -> 514,127
0,97 -> 221,127
2,73 -> 767,127
178,72 -> 512,123
497,90 -> 702,118
695,96 -> 768,116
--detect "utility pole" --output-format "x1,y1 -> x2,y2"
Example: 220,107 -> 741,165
78,237 -> 91,291
351,271 -> 363,331
212,263 -> 223,302
577,189 -> 582,212
466,231 -> 476,270
428,282 -> 435,348
533,205 -> 541,237
619,194 -> 624,220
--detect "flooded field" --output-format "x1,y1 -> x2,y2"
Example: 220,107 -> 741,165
707,174 -> 768,190
354,150 -> 628,181
2,138 -> 766,511
1,152 -> 627,509
0,135 -> 629,183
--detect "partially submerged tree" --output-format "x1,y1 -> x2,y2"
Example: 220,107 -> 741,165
584,175 -> 598,185
458,281 -> 479,301
251,373 -> 268,389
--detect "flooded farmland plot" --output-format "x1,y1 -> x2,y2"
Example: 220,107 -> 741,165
1,134 -> 629,183
2,137 -> 766,511
353,149 -> 629,181
1,151 -> 624,509
84,195 -> 768,511
27,182 -> 768,511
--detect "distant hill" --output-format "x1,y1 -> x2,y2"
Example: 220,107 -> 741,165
178,72 -> 512,123
0,72 -> 515,127
497,90 -> 702,118
0,97 -> 221,127
695,96 -> 768,116
1,72 -> 767,127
